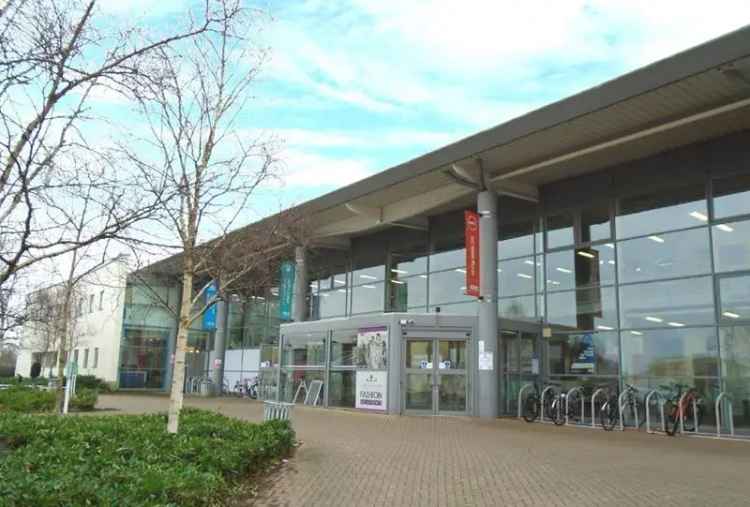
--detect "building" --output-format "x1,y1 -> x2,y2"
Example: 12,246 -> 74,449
15,257 -> 129,384
67,27 -> 750,429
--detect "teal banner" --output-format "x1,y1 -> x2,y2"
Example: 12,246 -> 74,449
279,261 -> 295,321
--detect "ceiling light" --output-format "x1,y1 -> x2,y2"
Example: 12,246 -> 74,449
391,269 -> 408,274
645,316 -> 663,323
608,260 -> 616,265
524,260 -> 535,265
359,274 -> 377,280
334,279 -> 346,285
605,243 -> 615,249
556,267 -> 572,274
361,285 -> 376,289
689,211 -> 708,222
497,268 -> 502,273
630,331 -> 643,336
516,273 -> 532,279
648,235 -> 665,243
668,322 -> 685,327
547,279 -> 561,285
577,251 -> 596,259
717,224 -> 734,232
419,274 -> 428,279
597,325 -> 614,331
391,280 -> 405,285
723,311 -> 740,319
319,293 -> 330,297
337,289 -> 346,293
455,268 -> 467,274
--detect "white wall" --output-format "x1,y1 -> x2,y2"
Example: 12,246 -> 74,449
223,348 -> 260,389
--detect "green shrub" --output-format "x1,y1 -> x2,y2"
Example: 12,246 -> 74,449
74,375 -> 113,393
70,387 -> 99,411
0,376 -> 50,387
0,386 -> 56,413
0,408 -> 295,506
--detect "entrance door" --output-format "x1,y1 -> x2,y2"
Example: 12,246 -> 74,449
501,329 -> 540,415
403,335 -> 468,415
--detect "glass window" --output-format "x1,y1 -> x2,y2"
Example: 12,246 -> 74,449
621,327 -> 719,377
328,370 -> 356,408
280,370 -> 324,404
719,275 -> 750,322
282,333 -> 325,367
438,341 -> 466,369
713,173 -> 750,220
581,202 -> 611,243
332,272 -> 348,288
498,220 -> 535,259
617,227 -> 711,283
498,295 -> 536,320
352,265 -> 385,284
545,246 -> 616,291
429,301 -> 478,315
428,269 -> 474,305
430,248 -> 465,272
93,348 -> 99,369
619,276 -> 715,329
712,218 -> 750,273
330,331 -> 357,367
388,275 -> 427,311
616,183 -> 707,239
351,282 -> 384,314
546,286 -> 617,332
498,257 -> 537,297
259,343 -> 279,368
548,332 -> 619,376
392,252 -> 427,276
720,326 -> 750,378
406,340 -> 433,368
319,289 -> 348,318
546,212 -> 575,250
83,349 -> 89,368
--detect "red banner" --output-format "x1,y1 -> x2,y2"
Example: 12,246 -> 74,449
464,210 -> 480,297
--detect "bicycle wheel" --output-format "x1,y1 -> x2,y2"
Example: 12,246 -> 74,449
552,398 -> 565,426
522,395 -> 539,423
599,401 -> 618,431
682,403 -> 704,432
663,400 -> 677,436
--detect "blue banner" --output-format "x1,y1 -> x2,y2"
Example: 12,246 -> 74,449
202,280 -> 218,330
279,261 -> 295,321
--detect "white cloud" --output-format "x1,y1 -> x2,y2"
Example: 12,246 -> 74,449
276,149 -> 375,187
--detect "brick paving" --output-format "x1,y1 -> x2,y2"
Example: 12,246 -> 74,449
97,394 -> 750,506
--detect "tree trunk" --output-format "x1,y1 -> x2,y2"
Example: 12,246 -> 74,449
54,284 -> 73,413
167,266 -> 193,434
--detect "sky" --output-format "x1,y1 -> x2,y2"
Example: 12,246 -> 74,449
96,0 -> 750,220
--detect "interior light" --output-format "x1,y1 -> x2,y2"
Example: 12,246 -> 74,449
524,260 -> 535,265
577,251 -> 596,259
668,321 -> 685,327
645,316 -> 663,323
597,325 -> 614,331
723,311 -> 740,319
497,268 -> 503,273
605,243 -> 615,249
362,284 -> 376,289
630,331 -> 644,336
599,260 -> 604,265
334,279 -> 346,285
547,279 -> 561,286
455,268 -> 467,274
391,279 -> 405,285
556,267 -> 572,274
717,224 -> 734,232
516,273 -> 533,279
391,269 -> 408,274
648,235 -> 665,243
319,293 -> 330,297
360,274 -> 377,280
689,211 -> 708,222
337,289 -> 347,293
419,274 -> 428,278
608,260 -> 616,265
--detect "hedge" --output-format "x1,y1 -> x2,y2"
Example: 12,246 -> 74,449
0,386 -> 56,413
0,409 -> 295,506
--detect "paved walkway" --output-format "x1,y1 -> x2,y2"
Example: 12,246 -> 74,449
97,394 -> 750,506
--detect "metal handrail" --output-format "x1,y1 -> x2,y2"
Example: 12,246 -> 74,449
565,387 -> 584,426
590,388 -> 607,428
618,388 -> 639,431
678,391 -> 699,435
715,392 -> 735,438
540,385 -> 557,422
645,390 -> 666,434
517,383 -> 534,420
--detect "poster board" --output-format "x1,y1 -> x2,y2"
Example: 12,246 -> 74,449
355,326 -> 388,411
355,371 -> 387,411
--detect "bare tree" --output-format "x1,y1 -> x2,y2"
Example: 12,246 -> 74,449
122,0 -> 302,433
0,0 -> 241,292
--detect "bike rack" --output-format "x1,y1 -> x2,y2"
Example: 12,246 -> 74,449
540,385 -> 557,423
590,388 -> 607,429
565,386 -> 585,426
517,383 -> 534,420
618,389 -> 640,431
645,390 -> 666,434
715,392 -> 735,438
678,391 -> 700,435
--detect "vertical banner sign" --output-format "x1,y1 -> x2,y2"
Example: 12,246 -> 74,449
464,210 -> 480,297
355,326 -> 388,411
202,280 -> 218,330
279,261 -> 295,321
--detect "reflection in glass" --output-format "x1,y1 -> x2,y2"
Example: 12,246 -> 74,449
546,286 -> 617,332
712,219 -> 750,273
621,327 -> 718,377
282,334 -> 325,366
428,269 -> 474,305
388,275 -> 427,312
720,326 -> 750,379
430,248 -> 465,272
429,301 -> 478,315
616,183 -> 707,239
438,340 -> 466,369
280,369 -> 324,404
330,331 -> 357,366
547,332 -> 619,375
498,257 -> 537,297
351,265 -> 385,283
392,252 -> 428,276
581,202 -> 611,243
498,220 -> 535,259
328,370 -> 356,408
617,227 -> 711,283
545,247 -> 616,291
719,276 -> 750,323
405,374 -> 432,411
546,212 -> 575,250
439,375 -> 466,412
713,173 -> 750,220
351,282 -> 384,314
619,276 -> 715,329
498,295 -> 536,320
406,340 -> 432,368
318,288 -> 348,318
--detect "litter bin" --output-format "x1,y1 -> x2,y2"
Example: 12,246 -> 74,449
199,380 -> 213,397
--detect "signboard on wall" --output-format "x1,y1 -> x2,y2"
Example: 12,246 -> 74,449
464,210 -> 480,297
356,370 -> 387,411
279,261 -> 295,321
571,333 -> 595,372
202,280 -> 218,330
356,326 -> 388,369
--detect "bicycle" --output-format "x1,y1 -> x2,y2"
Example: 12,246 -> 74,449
599,384 -> 645,431
522,382 -> 559,424
663,384 -> 704,436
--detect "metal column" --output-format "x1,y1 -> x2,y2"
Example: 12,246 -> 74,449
477,190 -> 498,418
292,246 -> 308,322
210,299 -> 228,393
